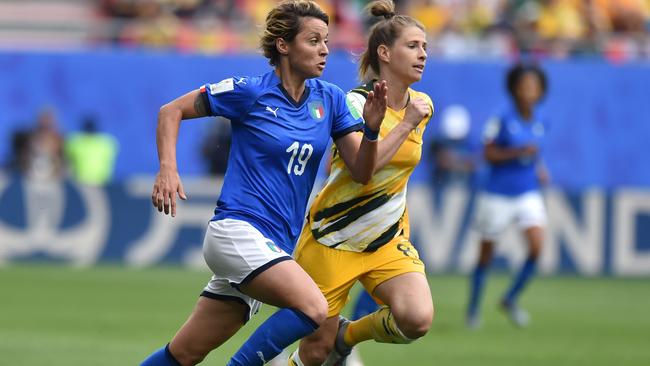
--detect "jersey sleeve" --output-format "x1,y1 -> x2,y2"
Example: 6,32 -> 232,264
482,116 -> 504,145
200,77 -> 256,120
331,86 -> 363,140
345,91 -> 366,122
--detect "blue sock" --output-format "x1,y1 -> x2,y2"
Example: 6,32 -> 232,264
503,257 -> 537,306
352,290 -> 379,320
141,344 -> 181,366
227,308 -> 318,366
467,264 -> 489,317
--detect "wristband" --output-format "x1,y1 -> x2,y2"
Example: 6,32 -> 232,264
363,124 -> 379,141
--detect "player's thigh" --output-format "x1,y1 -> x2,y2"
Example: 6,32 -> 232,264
203,218 -> 321,314
294,225 -> 362,317
373,272 -> 433,319
362,240 -> 432,323
239,259 -> 327,322
361,238 -> 426,295
170,296 -> 247,360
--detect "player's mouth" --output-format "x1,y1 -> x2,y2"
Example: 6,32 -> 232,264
413,64 -> 425,73
317,61 -> 326,70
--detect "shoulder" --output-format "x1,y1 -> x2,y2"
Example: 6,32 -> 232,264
308,79 -> 350,104
206,73 -> 268,98
308,78 -> 337,92
483,115 -> 504,141
344,81 -> 375,105
410,89 -> 432,104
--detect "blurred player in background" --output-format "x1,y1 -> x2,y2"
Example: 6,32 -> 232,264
285,1 -> 434,364
466,62 -> 549,329
140,1 -> 388,365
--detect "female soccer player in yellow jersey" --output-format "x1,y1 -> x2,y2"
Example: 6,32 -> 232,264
288,1 -> 434,365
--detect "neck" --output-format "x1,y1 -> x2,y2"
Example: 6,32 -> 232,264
275,64 -> 306,103
380,72 -> 409,110
517,103 -> 533,120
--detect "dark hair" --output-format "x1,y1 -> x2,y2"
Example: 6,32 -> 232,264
506,62 -> 548,99
260,0 -> 329,66
358,0 -> 424,80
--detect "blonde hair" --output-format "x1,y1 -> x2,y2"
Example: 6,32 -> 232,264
260,0 -> 329,66
358,0 -> 424,80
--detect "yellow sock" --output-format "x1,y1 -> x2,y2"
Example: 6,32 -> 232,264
345,306 -> 413,345
344,313 -> 375,346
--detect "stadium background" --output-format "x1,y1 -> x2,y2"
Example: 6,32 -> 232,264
1,1 -> 649,365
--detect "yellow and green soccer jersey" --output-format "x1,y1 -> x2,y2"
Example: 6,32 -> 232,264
307,82 -> 434,252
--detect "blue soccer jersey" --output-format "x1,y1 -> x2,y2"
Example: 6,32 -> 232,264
482,105 -> 546,196
201,71 -> 363,253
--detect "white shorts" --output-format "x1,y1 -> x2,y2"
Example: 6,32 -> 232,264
474,191 -> 547,241
201,218 -> 292,320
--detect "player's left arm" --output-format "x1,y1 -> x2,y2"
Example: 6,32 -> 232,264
536,159 -> 550,186
335,81 -> 387,184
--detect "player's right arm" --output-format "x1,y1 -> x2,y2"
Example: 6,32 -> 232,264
151,89 -> 207,217
482,117 -> 537,164
484,143 -> 537,164
346,87 -> 431,174
373,97 -> 431,173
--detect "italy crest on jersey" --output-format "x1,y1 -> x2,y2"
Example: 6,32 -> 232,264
308,100 -> 325,121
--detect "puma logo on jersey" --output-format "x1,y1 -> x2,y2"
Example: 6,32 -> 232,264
266,106 -> 279,118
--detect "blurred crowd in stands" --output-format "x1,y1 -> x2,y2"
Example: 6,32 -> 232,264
8,109 -> 119,186
96,0 -> 650,61
0,0 -> 647,61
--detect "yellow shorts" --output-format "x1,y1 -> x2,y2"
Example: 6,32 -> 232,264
294,224 -> 425,317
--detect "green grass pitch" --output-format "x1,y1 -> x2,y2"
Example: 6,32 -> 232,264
1,264 -> 648,366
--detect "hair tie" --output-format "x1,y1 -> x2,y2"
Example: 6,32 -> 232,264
384,12 -> 395,19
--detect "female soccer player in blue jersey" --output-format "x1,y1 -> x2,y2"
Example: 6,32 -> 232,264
283,1 -> 434,365
140,1 -> 388,365
466,62 -> 549,329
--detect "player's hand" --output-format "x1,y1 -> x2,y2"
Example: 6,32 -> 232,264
151,168 -> 187,217
362,80 -> 387,133
520,144 -> 538,157
538,167 -> 550,186
403,97 -> 431,130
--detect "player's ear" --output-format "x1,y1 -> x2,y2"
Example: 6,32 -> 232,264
276,38 -> 289,56
377,44 -> 390,63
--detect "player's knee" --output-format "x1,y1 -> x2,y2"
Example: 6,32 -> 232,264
297,293 -> 328,326
529,243 -> 542,259
394,306 -> 433,340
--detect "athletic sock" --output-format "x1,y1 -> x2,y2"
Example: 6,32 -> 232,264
227,308 -> 318,366
345,306 -> 411,346
467,263 -> 489,317
140,344 -> 181,366
504,257 -> 537,306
